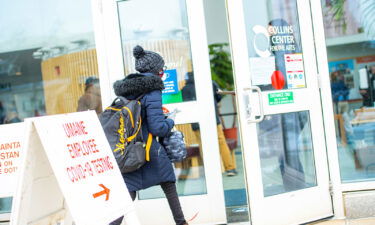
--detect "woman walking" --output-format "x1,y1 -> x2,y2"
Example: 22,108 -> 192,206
110,45 -> 188,225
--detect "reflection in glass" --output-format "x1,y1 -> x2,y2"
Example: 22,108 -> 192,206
0,197 -> 12,214
257,111 -> 316,196
139,123 -> 206,199
77,77 -> 102,115
42,50 -> 101,116
243,0 -> 306,91
0,1 -> 100,121
117,0 -> 197,104
0,49 -> 44,124
181,72 -> 196,101
0,0 -> 99,214
322,0 -> 375,182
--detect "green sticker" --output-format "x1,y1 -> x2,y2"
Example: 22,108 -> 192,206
162,91 -> 183,104
268,92 -> 294,105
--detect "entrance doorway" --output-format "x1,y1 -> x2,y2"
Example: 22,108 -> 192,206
227,0 -> 333,224
93,0 -> 231,224
94,0 -> 334,224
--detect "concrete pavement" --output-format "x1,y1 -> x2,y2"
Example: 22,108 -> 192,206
309,217 -> 375,225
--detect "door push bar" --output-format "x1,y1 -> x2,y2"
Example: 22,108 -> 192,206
243,86 -> 264,123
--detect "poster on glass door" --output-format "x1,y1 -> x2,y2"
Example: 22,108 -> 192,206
284,53 -> 306,89
162,69 -> 183,104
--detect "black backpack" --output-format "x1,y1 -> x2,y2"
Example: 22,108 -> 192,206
99,96 -> 151,173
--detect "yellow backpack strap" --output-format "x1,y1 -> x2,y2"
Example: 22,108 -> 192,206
126,116 -> 142,143
122,106 -> 134,128
145,133 -> 152,161
105,106 -> 134,128
123,116 -> 151,162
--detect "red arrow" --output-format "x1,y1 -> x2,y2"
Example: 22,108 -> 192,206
92,184 -> 110,201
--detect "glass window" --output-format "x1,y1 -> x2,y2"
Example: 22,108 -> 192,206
0,0 -> 100,214
257,111 -> 316,196
0,0 -> 101,123
243,0 -> 306,91
117,0 -> 197,104
321,0 -> 375,182
117,0 -> 206,198
0,197 -> 12,214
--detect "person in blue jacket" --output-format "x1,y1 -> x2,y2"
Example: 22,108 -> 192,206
110,46 -> 188,225
330,71 -> 349,102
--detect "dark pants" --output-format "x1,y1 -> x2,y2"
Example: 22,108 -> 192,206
109,182 -> 186,225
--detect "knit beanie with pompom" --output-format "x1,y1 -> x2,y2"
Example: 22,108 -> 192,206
133,45 -> 165,75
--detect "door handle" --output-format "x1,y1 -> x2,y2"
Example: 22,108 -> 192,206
243,86 -> 264,123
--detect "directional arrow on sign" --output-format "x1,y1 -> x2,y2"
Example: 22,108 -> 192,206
92,184 -> 110,201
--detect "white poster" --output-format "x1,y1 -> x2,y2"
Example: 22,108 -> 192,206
249,56 -> 275,86
0,123 -> 24,198
284,53 -> 306,89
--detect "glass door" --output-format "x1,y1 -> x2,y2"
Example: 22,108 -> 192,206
92,0 -> 227,224
227,0 -> 333,224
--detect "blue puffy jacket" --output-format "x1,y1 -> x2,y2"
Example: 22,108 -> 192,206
113,73 -> 175,191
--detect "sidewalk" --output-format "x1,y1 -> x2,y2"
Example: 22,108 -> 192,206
309,218 -> 375,225
2,220 -> 375,225
228,218 -> 375,225
2,218 -> 375,225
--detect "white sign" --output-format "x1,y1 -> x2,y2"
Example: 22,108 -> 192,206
11,111 -> 138,225
359,68 -> 369,89
284,53 -> 306,89
249,56 -> 275,86
0,123 -> 24,198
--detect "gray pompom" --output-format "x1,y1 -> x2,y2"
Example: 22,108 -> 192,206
133,45 -> 145,59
